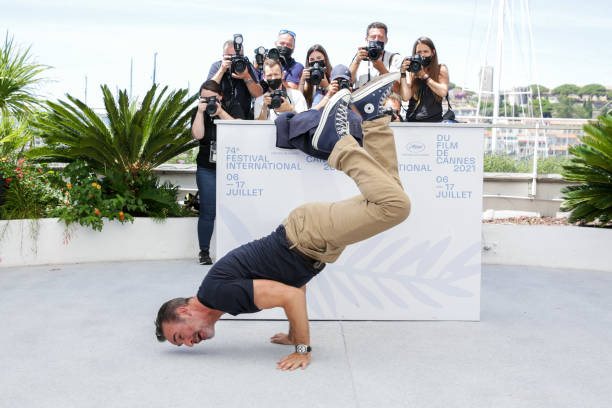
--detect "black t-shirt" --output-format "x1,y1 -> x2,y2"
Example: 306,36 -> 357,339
190,103 -> 243,169
197,225 -> 321,316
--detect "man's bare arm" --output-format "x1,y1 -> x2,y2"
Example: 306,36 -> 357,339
253,280 -> 311,370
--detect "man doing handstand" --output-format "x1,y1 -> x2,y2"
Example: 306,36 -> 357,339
155,72 -> 409,370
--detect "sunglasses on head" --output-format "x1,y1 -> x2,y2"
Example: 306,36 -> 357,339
278,29 -> 296,38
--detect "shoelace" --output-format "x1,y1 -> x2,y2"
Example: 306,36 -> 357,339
335,96 -> 350,137
377,85 -> 393,115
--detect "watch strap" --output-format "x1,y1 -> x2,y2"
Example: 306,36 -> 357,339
295,344 -> 312,354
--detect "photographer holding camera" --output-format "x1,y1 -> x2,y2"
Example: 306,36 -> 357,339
349,22 -> 402,89
298,44 -> 333,109
208,35 -> 263,120
275,29 -> 304,89
255,58 -> 307,121
191,80 -> 240,265
400,36 -> 450,122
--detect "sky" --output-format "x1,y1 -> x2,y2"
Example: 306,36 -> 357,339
2,0 -> 611,107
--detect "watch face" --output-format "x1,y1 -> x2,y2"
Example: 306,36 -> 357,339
296,344 -> 308,354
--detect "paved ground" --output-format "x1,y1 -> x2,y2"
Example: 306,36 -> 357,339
1,260 -> 611,408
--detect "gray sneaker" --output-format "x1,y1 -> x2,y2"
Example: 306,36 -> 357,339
351,72 -> 400,121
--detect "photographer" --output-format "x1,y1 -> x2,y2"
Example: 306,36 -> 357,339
275,29 -> 304,89
299,44 -> 333,109
349,22 -> 402,89
208,37 -> 263,120
400,36 -> 449,122
191,80 -> 240,265
255,59 -> 307,121
383,92 -> 404,122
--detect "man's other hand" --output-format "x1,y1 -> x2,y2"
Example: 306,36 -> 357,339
277,352 -> 311,371
219,56 -> 231,74
275,97 -> 293,113
356,46 -> 368,62
232,68 -> 251,81
270,332 -> 294,345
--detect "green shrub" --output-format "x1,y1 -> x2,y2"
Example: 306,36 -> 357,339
561,114 -> 612,225
484,154 -> 571,174
46,160 -> 189,232
0,158 -> 60,219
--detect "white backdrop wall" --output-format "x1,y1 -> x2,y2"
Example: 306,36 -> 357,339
216,121 -> 484,321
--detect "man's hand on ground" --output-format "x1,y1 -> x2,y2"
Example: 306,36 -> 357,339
270,332 -> 294,345
277,352 -> 310,371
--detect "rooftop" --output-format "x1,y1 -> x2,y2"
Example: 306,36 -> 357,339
2,260 -> 610,407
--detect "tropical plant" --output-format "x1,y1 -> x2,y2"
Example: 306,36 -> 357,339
0,158 -> 60,219
27,83 -> 198,173
560,114 -> 612,225
0,114 -> 34,157
0,32 -> 48,117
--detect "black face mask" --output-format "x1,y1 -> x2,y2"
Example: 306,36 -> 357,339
266,78 -> 282,90
422,56 -> 433,67
277,46 -> 293,61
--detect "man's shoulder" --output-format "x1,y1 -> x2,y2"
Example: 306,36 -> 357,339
286,88 -> 304,98
290,60 -> 304,70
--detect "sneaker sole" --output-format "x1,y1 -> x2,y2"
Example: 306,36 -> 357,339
311,88 -> 351,151
350,72 -> 401,103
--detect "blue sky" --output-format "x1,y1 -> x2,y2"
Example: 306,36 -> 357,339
2,0 -> 611,107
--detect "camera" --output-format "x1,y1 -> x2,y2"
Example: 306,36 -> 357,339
230,34 -> 249,74
266,47 -> 280,60
366,40 -> 384,61
253,47 -> 281,66
254,46 -> 266,66
307,61 -> 327,86
202,96 -> 219,116
406,54 -> 425,73
337,78 -> 351,90
268,89 -> 285,109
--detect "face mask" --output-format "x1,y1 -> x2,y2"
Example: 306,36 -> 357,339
422,56 -> 433,67
277,46 -> 293,60
266,78 -> 282,90
309,60 -> 326,68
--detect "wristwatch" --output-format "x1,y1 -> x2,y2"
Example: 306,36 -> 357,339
245,78 -> 253,85
295,344 -> 312,354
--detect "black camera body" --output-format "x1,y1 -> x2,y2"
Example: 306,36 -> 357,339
268,89 -> 286,109
230,34 -> 249,74
253,47 -> 281,67
307,62 -> 327,86
337,78 -> 351,90
203,96 -> 220,116
366,41 -> 384,61
266,48 -> 280,60
407,55 -> 426,73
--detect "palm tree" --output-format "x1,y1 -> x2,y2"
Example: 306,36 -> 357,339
27,83 -> 199,173
0,32 -> 48,117
560,114 -> 612,225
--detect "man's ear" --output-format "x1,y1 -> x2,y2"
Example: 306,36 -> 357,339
282,71 -> 286,80
176,306 -> 191,317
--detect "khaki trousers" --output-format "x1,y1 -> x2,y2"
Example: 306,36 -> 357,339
283,116 -> 411,264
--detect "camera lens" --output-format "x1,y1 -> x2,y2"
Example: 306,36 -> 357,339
206,101 -> 217,115
310,70 -> 322,86
234,59 -> 247,73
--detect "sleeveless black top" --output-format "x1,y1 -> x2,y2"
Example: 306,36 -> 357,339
406,78 -> 443,122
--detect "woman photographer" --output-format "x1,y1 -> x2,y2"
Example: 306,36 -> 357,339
299,44 -> 333,110
399,36 -> 449,122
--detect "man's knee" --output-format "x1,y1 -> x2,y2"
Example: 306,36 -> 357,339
383,193 -> 411,225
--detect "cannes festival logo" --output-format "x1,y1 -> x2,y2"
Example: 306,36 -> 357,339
406,141 -> 426,153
